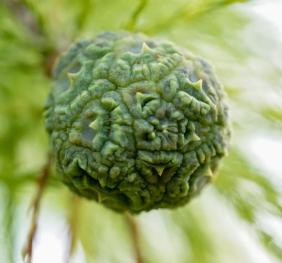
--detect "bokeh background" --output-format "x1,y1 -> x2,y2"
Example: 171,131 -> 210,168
0,0 -> 282,262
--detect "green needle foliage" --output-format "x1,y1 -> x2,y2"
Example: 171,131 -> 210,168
0,0 -> 282,262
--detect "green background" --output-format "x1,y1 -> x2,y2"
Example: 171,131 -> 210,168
0,0 -> 282,262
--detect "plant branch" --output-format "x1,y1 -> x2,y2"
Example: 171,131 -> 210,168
142,0 -> 249,34
2,0 -> 58,77
22,153 -> 52,263
125,213 -> 144,263
124,0 -> 148,31
75,0 -> 92,37
2,0 -> 47,39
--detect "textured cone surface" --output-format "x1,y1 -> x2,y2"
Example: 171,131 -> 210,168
45,32 -> 230,213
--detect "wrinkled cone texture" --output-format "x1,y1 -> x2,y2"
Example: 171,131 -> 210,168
45,32 -> 231,213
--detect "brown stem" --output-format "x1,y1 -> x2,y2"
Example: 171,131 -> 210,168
42,50 -> 59,78
22,153 -> 52,263
125,213 -> 144,263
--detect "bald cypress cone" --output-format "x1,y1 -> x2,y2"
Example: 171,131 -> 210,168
44,32 -> 231,213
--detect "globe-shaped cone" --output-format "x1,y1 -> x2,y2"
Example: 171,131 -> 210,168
45,31 -> 231,213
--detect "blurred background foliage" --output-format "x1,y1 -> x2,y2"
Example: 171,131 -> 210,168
0,0 -> 282,262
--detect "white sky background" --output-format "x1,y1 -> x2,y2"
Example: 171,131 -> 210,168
245,0 -> 282,186
29,1 -> 282,263
252,0 -> 282,39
